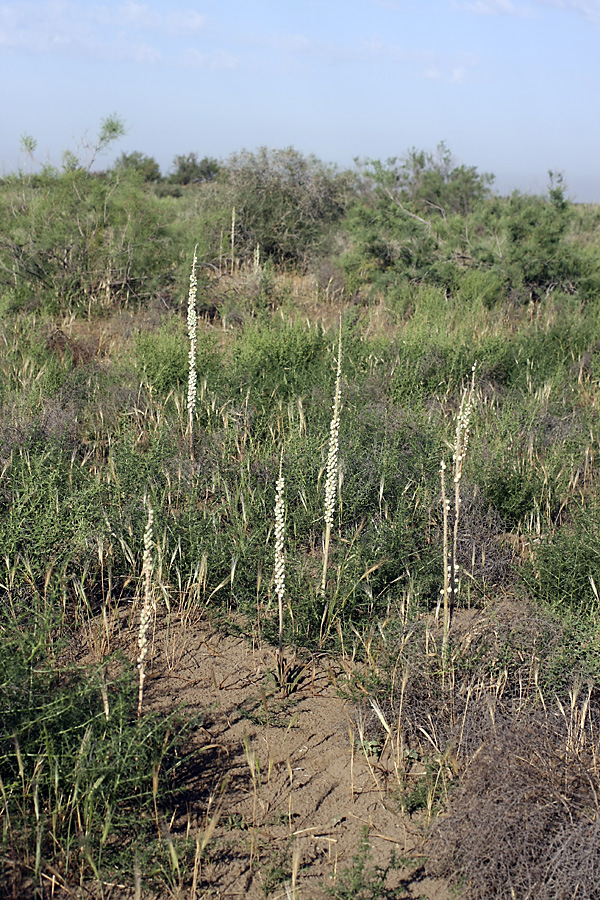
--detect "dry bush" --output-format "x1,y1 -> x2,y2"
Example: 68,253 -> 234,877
365,601 -> 564,759
352,595 -> 598,889
358,599 -> 600,899
453,485 -> 515,587
429,706 -> 600,899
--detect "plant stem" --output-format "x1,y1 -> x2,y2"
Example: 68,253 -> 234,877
321,317 -> 342,599
187,247 -> 198,461
274,451 -> 286,676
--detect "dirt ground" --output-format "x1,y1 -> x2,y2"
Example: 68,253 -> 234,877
110,608 -> 452,900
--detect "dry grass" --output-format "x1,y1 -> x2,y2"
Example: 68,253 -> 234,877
341,596 -> 600,900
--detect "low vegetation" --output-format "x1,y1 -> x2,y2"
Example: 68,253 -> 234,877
1,121 -> 600,898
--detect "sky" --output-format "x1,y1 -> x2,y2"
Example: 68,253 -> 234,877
1,0 -> 599,200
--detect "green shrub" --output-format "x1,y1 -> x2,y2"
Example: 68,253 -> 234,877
528,507 -> 600,618
136,324 -> 220,395
484,466 -> 544,527
0,441 -> 103,583
390,335 -> 474,403
458,268 -> 506,309
231,320 -> 329,402
0,169 -> 177,314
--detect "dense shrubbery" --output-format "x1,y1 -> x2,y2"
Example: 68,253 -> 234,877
0,167 -> 176,313
342,150 -> 600,305
3,133 -> 599,315
222,147 -> 352,265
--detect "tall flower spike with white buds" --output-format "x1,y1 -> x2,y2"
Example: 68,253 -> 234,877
321,318 -> 342,597
452,363 -> 477,593
274,454 -> 286,665
439,363 -> 478,665
137,502 -> 154,718
453,363 -> 477,485
187,247 -> 198,459
325,322 -> 342,531
274,465 -> 286,608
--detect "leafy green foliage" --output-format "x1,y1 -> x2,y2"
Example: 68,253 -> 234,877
0,442 -> 104,584
343,149 -> 600,305
231,319 -> 328,402
527,504 -> 600,618
484,466 -> 544,527
0,168 -> 176,313
169,152 -> 220,184
115,150 -> 162,182
6,138 -> 598,316
364,141 -> 494,217
136,323 -> 221,394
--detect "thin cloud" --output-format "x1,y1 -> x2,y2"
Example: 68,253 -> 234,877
244,31 -> 359,63
422,63 -> 470,82
0,1 -> 207,63
462,0 -> 537,15
371,0 -> 407,9
363,38 -> 480,81
0,3 -> 94,55
451,66 -> 469,82
535,0 -> 600,25
246,30 -> 480,82
182,48 -> 241,70
117,40 -> 162,64
0,1 -> 482,81
0,3 -> 163,63
118,2 -> 207,35
461,0 -> 600,20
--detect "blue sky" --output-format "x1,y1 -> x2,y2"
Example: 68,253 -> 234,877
1,0 -> 599,200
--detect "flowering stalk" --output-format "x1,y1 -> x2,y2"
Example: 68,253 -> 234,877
274,453 -> 286,672
440,458 -> 451,661
452,364 -> 477,585
439,364 -> 477,662
230,207 -> 236,274
137,502 -> 154,718
187,247 -> 198,460
321,318 -> 342,597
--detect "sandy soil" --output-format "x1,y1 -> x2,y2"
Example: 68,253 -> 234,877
117,609 -> 452,900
